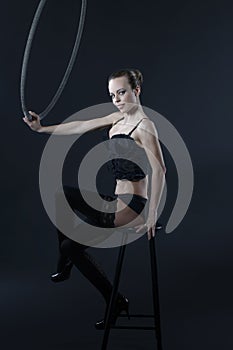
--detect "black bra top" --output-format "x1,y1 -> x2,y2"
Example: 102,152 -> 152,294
106,117 -> 149,182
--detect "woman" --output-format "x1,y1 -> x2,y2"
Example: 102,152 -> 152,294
23,68 -> 166,329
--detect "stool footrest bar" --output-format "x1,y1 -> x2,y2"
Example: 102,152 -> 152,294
120,314 -> 155,318
111,326 -> 156,330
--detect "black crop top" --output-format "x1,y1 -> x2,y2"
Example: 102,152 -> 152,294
106,117 -> 149,182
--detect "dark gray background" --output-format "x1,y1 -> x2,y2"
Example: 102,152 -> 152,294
1,0 -> 233,349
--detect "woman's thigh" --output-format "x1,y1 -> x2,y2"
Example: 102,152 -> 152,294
114,197 -> 145,228
57,186 -> 104,225
56,186 -> 146,229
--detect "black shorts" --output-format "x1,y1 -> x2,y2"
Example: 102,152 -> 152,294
117,193 -> 147,215
99,193 -> 148,228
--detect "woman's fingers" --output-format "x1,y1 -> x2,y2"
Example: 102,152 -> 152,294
28,111 -> 40,121
29,110 -> 38,118
23,116 -> 30,125
22,110 -> 41,131
135,223 -> 156,240
147,225 -> 157,240
22,111 -> 39,121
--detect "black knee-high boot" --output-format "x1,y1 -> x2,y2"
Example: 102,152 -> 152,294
53,185 -> 106,281
50,230 -> 73,282
60,238 -> 113,304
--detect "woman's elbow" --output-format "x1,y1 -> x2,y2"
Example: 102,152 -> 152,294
151,164 -> 166,175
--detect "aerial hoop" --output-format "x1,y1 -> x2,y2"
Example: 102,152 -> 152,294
20,0 -> 87,121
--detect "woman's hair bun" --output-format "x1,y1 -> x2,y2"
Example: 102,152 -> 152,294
131,69 -> 143,86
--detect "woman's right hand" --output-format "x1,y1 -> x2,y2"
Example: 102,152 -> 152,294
23,111 -> 42,132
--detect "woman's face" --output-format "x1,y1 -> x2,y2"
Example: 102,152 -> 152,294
108,76 -> 140,114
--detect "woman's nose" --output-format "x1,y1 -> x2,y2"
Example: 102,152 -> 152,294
114,94 -> 120,103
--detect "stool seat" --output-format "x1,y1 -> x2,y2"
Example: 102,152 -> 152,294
101,223 -> 163,350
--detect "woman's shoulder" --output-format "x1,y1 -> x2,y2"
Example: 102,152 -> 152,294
137,118 -> 158,138
99,112 -> 121,126
111,112 -> 124,125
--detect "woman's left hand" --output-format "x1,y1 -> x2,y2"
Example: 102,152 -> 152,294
135,213 -> 158,240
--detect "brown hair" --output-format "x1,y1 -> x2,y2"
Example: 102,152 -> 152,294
108,69 -> 143,90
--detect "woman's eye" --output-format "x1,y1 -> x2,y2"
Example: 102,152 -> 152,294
109,90 -> 125,99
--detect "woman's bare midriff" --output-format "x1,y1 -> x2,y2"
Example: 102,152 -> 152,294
114,175 -> 148,199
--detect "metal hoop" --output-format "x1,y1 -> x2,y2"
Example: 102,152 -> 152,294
20,0 -> 87,120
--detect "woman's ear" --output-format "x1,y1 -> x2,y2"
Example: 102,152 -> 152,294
134,85 -> 141,97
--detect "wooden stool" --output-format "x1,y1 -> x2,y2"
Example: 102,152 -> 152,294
101,223 -> 163,350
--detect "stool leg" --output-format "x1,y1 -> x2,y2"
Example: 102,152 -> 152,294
149,236 -> 163,350
101,241 -> 127,350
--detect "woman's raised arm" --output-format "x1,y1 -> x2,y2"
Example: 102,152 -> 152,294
23,111 -> 120,135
